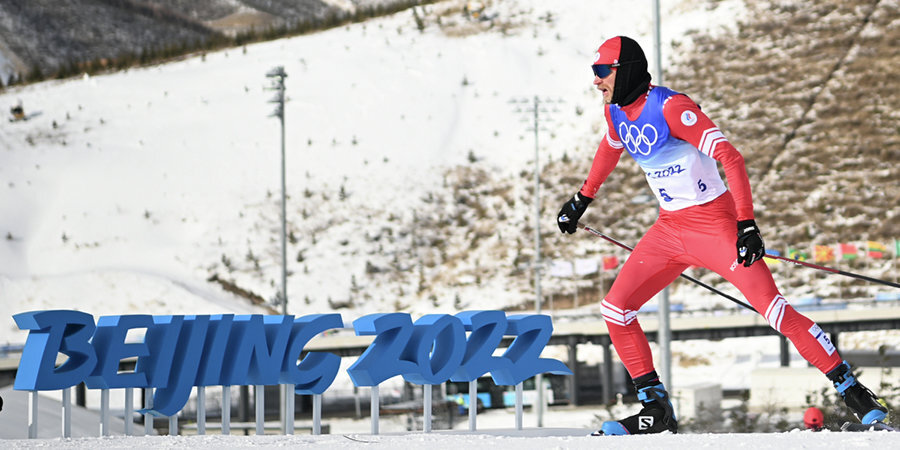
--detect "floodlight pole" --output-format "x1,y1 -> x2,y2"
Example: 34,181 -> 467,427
266,66 -> 288,316
532,96 -> 542,316
266,65 -> 289,434
530,96 -> 545,428
652,0 -> 672,391
510,95 -> 561,428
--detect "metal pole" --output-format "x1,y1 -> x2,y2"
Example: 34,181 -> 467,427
124,387 -> 133,436
533,94 -> 542,317
100,389 -> 110,437
62,387 -> 72,438
144,388 -> 154,436
652,0 -> 672,392
370,385 -> 380,435
266,66 -> 288,317
532,95 -> 545,427
280,101 -> 287,319
197,386 -> 206,435
780,335 -> 790,367
28,391 -> 38,439
423,385 -> 432,432
286,387 -> 295,435
567,337 -> 579,406
278,80 -> 289,435
222,386 -> 231,435
468,380 -> 477,431
169,414 -> 177,436
658,287 -> 672,388
354,385 -> 361,419
255,385 -> 265,435
602,341 -> 613,404
267,66 -> 289,433
76,382 -> 86,407
653,0 -> 663,84
515,383 -> 523,430
312,394 -> 322,435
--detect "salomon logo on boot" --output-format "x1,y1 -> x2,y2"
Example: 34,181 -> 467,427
591,382 -> 678,436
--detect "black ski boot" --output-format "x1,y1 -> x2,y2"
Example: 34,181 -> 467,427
827,360 -> 888,424
592,372 -> 677,436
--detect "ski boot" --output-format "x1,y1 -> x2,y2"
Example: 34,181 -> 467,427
592,372 -> 677,436
827,360 -> 888,424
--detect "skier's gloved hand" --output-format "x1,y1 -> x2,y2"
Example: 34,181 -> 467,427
736,219 -> 765,267
557,192 -> 593,234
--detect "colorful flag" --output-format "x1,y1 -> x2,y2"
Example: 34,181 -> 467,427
867,241 -> 886,259
839,243 -> 858,260
788,247 -> 809,261
602,255 -> 619,271
896,239 -> 900,258
814,245 -> 834,263
764,249 -> 781,265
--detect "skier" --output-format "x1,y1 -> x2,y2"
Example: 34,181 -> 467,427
557,36 -> 889,435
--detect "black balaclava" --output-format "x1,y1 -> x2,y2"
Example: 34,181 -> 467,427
611,36 -> 652,106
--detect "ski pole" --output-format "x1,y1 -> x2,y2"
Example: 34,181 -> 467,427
576,222 -> 755,311
762,253 -> 900,289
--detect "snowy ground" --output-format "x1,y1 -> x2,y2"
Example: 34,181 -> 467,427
6,431 -> 899,450
3,405 -> 897,449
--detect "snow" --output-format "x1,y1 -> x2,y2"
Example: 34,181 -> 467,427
1,389 -> 898,447
0,0 -> 757,343
3,413 -> 898,449
0,0 -> 897,447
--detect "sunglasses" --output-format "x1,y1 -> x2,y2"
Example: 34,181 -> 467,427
591,63 -> 620,79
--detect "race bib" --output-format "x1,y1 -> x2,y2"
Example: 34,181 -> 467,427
640,143 -> 725,210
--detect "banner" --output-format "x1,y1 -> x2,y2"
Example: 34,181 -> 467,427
839,243 -> 858,260
602,255 -> 619,271
814,245 -> 834,263
548,260 -> 574,277
867,241 -> 886,259
574,258 -> 599,276
788,247 -> 809,261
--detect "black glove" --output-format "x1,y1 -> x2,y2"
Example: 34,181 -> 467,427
557,192 -> 592,234
736,219 -> 765,267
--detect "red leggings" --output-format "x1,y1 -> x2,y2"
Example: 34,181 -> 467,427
602,192 -> 842,379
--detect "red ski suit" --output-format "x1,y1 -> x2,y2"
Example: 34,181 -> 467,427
581,87 -> 842,379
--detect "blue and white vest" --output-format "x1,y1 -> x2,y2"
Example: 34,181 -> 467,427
608,86 -> 726,211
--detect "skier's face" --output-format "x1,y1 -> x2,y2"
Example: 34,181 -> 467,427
593,68 -> 617,104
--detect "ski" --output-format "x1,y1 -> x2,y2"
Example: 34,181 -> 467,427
840,421 -> 897,432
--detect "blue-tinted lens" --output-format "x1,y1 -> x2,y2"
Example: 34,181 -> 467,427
592,64 -> 614,78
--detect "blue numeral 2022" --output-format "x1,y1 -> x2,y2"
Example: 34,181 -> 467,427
347,311 -> 572,387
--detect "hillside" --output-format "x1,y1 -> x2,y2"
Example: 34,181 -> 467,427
0,0 -> 423,83
661,0 -> 900,298
0,0 -> 899,348
543,0 -> 900,305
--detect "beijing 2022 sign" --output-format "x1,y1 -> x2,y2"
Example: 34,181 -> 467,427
13,310 -> 572,416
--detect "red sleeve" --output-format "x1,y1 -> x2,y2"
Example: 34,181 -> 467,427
663,94 -> 755,221
580,105 -> 624,198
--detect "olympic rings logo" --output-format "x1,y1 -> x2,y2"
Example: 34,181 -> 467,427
618,123 -> 658,156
